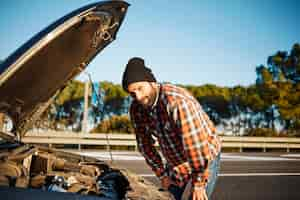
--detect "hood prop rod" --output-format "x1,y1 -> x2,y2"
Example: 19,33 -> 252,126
86,72 -> 113,163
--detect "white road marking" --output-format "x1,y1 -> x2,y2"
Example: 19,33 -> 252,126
218,173 -> 300,176
139,173 -> 300,177
280,154 -> 300,158
72,151 -> 142,160
95,156 -> 145,160
75,152 -> 300,161
221,155 -> 299,161
140,174 -> 156,177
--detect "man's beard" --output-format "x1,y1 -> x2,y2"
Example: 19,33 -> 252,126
141,90 -> 156,108
139,96 -> 151,107
137,83 -> 157,108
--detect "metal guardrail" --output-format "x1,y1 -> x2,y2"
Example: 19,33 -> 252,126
21,131 -> 300,152
221,136 -> 300,152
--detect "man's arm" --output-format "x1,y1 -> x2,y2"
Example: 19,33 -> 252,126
173,98 -> 214,189
130,106 -> 166,179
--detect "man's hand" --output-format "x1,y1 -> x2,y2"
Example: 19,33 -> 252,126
192,187 -> 208,200
160,176 -> 171,190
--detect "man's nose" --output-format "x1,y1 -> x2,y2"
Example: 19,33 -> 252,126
135,92 -> 142,101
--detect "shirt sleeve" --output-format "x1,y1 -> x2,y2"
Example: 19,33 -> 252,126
173,98 -> 213,188
130,105 -> 166,179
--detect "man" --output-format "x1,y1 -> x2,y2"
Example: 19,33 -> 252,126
122,57 -> 222,200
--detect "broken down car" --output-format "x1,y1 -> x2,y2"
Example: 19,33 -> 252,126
0,1 -> 169,199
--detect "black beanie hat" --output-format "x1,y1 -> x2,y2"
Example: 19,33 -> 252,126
122,57 -> 156,92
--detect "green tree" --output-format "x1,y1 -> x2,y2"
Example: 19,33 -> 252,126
42,80 -> 85,131
100,81 -> 129,116
266,44 -> 300,83
261,67 -> 273,85
35,43 -> 300,136
90,115 -> 134,133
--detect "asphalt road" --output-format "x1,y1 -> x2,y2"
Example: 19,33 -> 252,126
71,151 -> 300,200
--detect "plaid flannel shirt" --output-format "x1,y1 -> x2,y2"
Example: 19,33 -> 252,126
130,83 -> 221,188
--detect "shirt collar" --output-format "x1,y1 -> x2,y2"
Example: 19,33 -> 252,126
151,83 -> 160,109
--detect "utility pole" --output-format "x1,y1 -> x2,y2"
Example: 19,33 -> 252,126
80,80 -> 89,150
0,113 -> 3,131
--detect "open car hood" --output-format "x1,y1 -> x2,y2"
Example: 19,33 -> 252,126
0,1 -> 129,139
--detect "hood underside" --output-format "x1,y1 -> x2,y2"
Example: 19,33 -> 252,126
0,1 -> 129,138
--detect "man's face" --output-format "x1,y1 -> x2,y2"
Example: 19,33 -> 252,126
127,81 -> 156,107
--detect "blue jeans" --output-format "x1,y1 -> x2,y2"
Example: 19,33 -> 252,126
168,153 -> 221,200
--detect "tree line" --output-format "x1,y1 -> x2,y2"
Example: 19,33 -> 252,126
4,44 -> 300,136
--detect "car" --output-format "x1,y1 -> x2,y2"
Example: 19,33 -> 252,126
0,1 -> 169,199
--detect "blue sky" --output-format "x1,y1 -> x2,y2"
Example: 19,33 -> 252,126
0,0 -> 299,87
